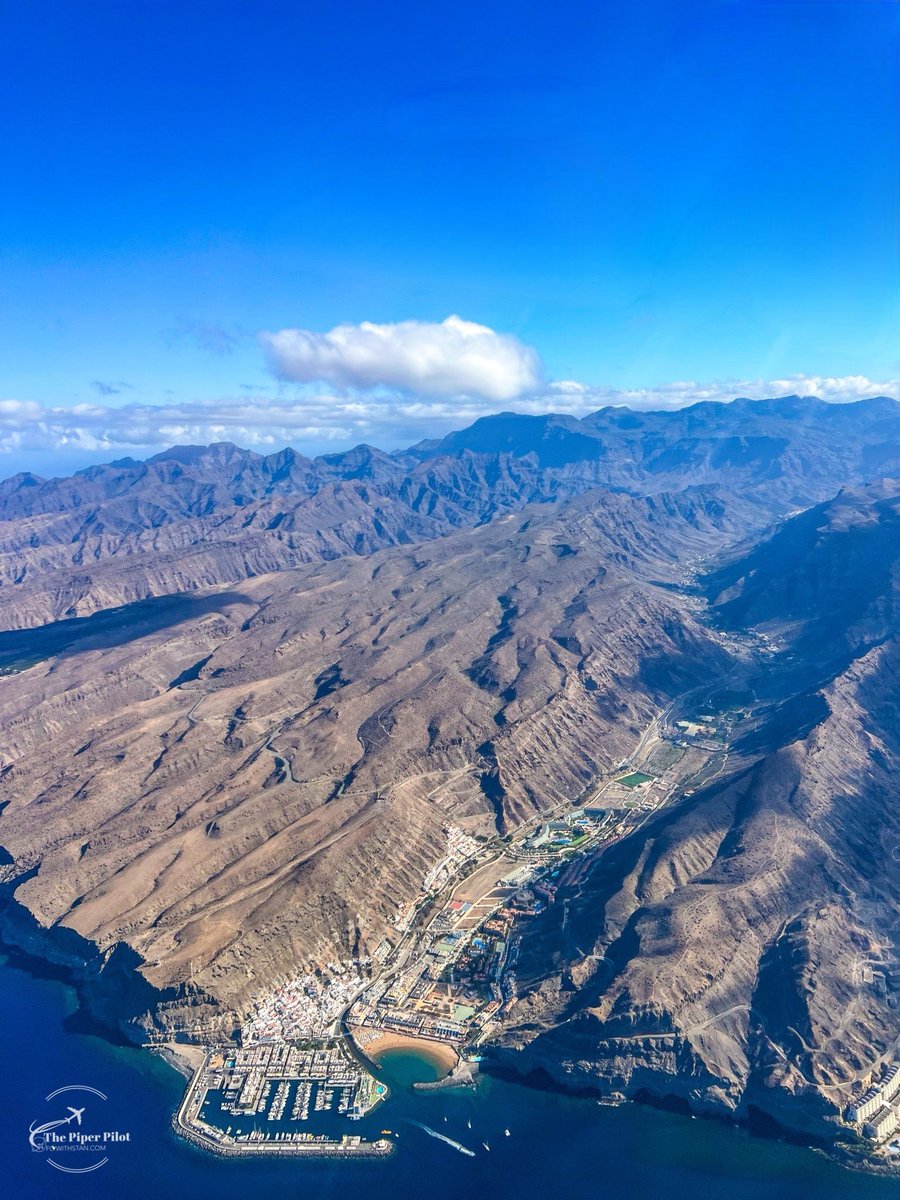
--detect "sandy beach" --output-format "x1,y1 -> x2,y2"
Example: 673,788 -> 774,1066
361,1032 -> 459,1075
157,1041 -> 207,1077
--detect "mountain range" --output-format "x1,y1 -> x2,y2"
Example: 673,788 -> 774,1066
0,394 -> 898,1147
1,395 -> 899,629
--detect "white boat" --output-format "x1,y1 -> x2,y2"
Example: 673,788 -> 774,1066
504,1128 -> 510,1136
482,1141 -> 490,1151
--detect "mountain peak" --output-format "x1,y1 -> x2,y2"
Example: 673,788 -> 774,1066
147,441 -> 249,466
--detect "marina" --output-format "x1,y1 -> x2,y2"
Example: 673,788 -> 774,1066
175,1040 -> 393,1158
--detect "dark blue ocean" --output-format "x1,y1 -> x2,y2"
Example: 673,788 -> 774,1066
4,955 -> 898,1200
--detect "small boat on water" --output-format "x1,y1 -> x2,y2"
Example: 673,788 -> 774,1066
504,1128 -> 510,1136
482,1142 -> 491,1151
466,1119 -> 472,1129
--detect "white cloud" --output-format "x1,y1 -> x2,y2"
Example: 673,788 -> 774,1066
543,374 -> 900,412
261,315 -> 543,401
757,374 -> 896,404
0,375 -> 896,475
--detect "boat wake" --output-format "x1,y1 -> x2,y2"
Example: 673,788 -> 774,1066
405,1120 -> 476,1157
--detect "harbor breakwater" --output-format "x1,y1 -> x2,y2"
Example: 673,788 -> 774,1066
172,1115 -> 394,1160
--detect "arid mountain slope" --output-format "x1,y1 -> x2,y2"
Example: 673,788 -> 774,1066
707,478 -> 900,672
1,396 -> 898,629
494,481 -> 900,1137
0,488 -> 734,1025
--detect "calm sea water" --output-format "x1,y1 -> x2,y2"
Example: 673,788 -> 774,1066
4,955 -> 899,1200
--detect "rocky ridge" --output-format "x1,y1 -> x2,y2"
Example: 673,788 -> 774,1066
493,480 -> 900,1140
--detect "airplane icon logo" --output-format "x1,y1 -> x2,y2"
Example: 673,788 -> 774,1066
29,1105 -> 88,1146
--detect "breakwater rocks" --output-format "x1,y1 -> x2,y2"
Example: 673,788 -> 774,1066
172,1116 -> 394,1159
413,1058 -> 479,1091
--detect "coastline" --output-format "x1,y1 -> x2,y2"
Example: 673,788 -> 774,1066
479,1056 -> 900,1179
0,905 -> 894,1177
1,946 -> 896,1178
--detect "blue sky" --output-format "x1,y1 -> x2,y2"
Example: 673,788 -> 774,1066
1,0 -> 898,475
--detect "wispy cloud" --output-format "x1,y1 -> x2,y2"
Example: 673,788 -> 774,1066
163,318 -> 243,356
90,380 -> 133,397
0,374 -> 896,468
261,315 -> 543,402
